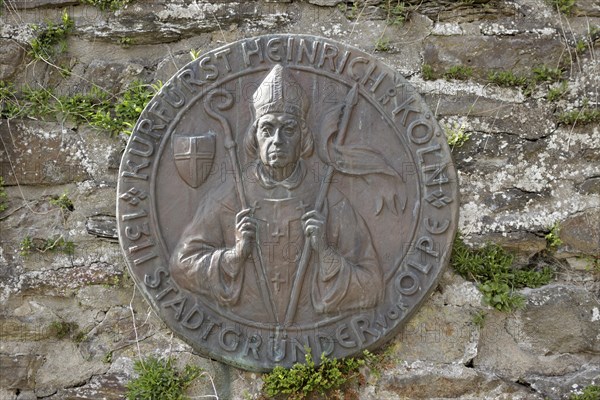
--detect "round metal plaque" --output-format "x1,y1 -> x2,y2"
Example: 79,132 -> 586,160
117,34 -> 458,371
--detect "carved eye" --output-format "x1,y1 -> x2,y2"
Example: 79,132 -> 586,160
261,126 -> 273,137
283,123 -> 297,136
283,127 -> 294,136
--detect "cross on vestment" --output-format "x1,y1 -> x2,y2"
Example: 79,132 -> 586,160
271,227 -> 285,241
173,137 -> 213,184
271,271 -> 286,293
296,200 -> 311,213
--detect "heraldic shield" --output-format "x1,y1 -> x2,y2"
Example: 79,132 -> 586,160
172,133 -> 216,188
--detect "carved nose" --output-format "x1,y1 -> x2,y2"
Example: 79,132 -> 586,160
273,129 -> 284,144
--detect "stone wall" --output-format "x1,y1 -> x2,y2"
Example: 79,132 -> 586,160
1,0 -> 599,399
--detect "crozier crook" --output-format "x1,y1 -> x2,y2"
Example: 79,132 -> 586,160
204,89 -> 277,322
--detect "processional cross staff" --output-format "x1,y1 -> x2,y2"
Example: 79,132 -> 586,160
284,83 -> 359,325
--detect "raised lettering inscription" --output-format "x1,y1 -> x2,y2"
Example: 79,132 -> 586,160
117,34 -> 458,371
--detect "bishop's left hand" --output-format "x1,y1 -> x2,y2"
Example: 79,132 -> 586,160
302,209 -> 327,251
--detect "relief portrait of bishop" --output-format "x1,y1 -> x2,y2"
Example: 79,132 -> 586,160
170,65 -> 384,326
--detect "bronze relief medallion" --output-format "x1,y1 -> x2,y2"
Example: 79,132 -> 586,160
117,34 -> 458,371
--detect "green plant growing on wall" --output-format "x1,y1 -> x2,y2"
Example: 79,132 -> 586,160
546,0 -> 575,15
575,39 -> 587,54
189,49 -> 201,61
444,65 -> 473,81
262,350 -> 364,399
382,0 -> 407,26
126,356 -> 202,400
362,346 -> 399,380
29,9 -> 74,61
22,85 -> 55,118
20,236 -> 34,256
0,177 -> 8,212
444,122 -> 470,149
545,222 -> 563,248
50,192 -> 74,212
73,331 -> 87,343
472,311 -> 486,327
451,235 -> 554,312
20,235 -> 75,256
103,351 -> 114,364
547,81 -> 569,101
532,65 -> 564,83
487,70 -> 528,88
584,256 -> 600,274
111,80 -> 155,134
570,385 -> 600,400
0,80 -> 154,136
375,37 -> 391,52
422,63 -> 435,80
57,87 -> 109,124
46,236 -> 75,254
49,320 -> 79,339
117,37 -> 135,47
1,83 -> 25,118
0,80 -> 15,102
339,1 -> 361,20
478,281 -> 525,311
557,105 -> 600,125
101,271 -> 133,288
79,0 -> 132,11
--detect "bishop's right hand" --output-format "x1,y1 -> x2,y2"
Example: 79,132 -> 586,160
234,208 -> 257,261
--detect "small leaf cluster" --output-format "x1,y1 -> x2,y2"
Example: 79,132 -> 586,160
381,0 -> 407,26
79,0 -> 132,11
422,64 -> 435,80
547,80 -> 569,102
557,105 -> 600,126
546,0 -> 575,15
444,65 -> 473,81
488,71 -> 529,88
0,177 -> 8,212
19,236 -> 34,256
472,311 -> 486,327
20,235 -> 75,256
339,1 -> 362,21
262,351 -> 364,399
451,235 -> 553,312
49,320 -> 79,339
575,39 -> 587,54
488,67 -> 562,85
488,65 -> 571,103
444,121 -> 470,149
570,385 -> 600,400
532,65 -> 564,83
0,81 -> 154,136
375,37 -> 391,52
189,49 -> 201,61
117,37 -> 134,46
545,222 -> 563,248
50,192 -> 74,212
103,351 -> 114,364
126,356 -> 202,400
29,10 -> 74,61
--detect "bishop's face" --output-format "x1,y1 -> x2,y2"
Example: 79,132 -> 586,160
256,113 -> 302,172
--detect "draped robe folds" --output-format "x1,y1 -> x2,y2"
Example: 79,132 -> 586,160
170,160 -> 384,325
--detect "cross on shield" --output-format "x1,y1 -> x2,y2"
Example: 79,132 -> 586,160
172,133 -> 216,188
